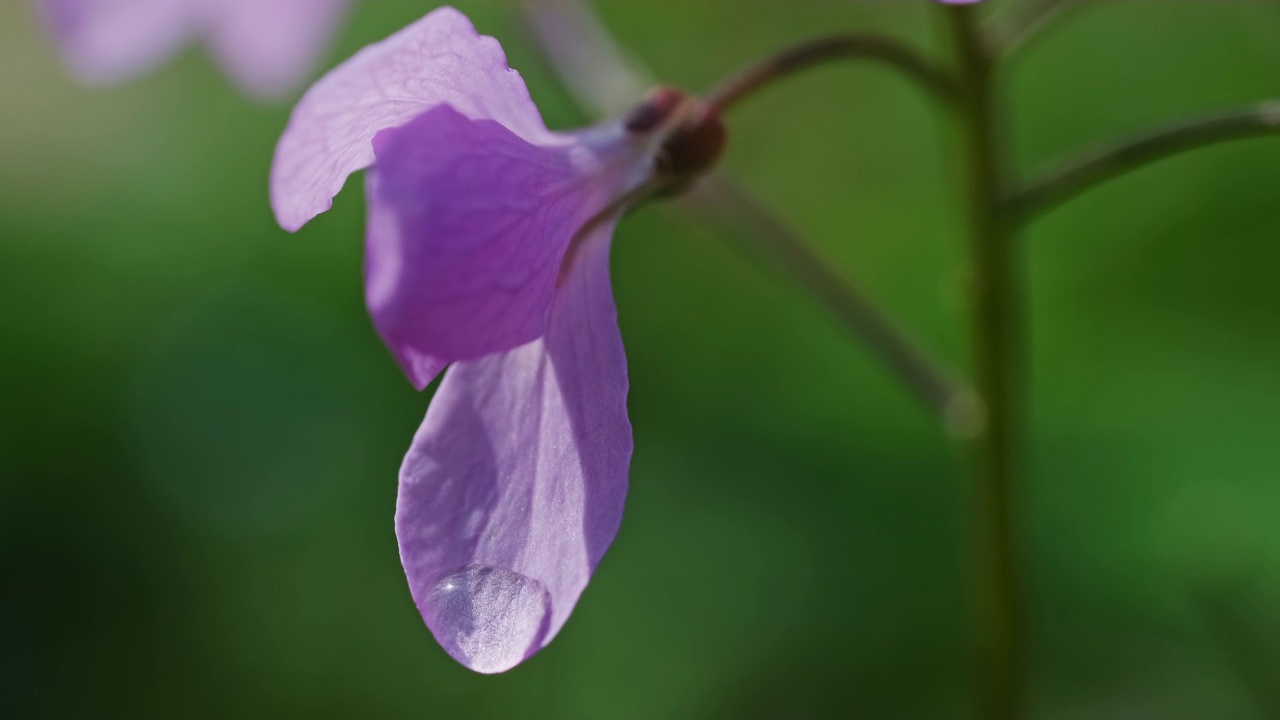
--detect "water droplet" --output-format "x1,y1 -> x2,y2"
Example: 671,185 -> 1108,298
424,565 -> 551,673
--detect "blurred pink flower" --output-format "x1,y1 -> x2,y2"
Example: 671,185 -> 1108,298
35,0 -> 350,99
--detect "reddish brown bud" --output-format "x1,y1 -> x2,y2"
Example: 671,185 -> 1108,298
659,108 -> 726,180
623,86 -> 728,194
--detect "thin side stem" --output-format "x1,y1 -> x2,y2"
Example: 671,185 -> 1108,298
689,178 -> 979,434
943,6 -> 1026,720
1008,102 -> 1280,225
705,33 -> 958,113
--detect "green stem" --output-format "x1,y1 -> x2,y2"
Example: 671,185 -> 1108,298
687,177 -> 978,433
1007,101 -> 1280,225
704,33 -> 958,113
943,6 -> 1026,720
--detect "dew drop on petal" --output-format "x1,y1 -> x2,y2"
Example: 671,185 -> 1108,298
423,565 -> 552,673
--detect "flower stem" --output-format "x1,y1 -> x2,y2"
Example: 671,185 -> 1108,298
1007,101 -> 1280,225
688,177 -> 979,434
704,33 -> 957,113
943,6 -> 1026,720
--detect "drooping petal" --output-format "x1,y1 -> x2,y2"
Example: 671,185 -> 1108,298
395,225 -> 632,673
363,105 -> 614,384
270,6 -> 552,232
36,0 -> 197,85
205,0 -> 349,101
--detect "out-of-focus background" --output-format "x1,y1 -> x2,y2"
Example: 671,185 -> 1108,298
3,0 -> 1280,717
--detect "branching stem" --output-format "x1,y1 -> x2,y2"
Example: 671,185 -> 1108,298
705,33 -> 957,113
1008,102 -> 1280,224
522,4 -> 1280,720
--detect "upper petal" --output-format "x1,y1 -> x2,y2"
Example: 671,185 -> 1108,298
395,225 -> 632,673
204,0 -> 350,101
364,105 -> 615,387
36,0 -> 197,85
270,6 -> 552,231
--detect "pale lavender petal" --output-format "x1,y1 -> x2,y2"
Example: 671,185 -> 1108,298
205,0 -> 349,100
36,0 -> 197,85
364,106 -> 608,384
270,6 -> 553,232
396,226 -> 632,673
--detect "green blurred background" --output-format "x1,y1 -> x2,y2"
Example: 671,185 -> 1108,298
3,1 -> 1280,717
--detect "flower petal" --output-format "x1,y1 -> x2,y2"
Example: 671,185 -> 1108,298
36,0 -> 196,85
205,0 -> 349,101
270,6 -> 551,232
395,226 -> 632,673
363,169 -> 449,389
364,105 -> 608,384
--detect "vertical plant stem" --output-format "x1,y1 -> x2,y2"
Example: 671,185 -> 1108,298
943,6 -> 1026,720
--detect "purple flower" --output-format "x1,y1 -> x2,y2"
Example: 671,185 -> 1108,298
35,0 -> 350,99
271,7 -> 722,672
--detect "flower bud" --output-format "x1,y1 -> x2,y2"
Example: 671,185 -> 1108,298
625,86 -> 727,193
